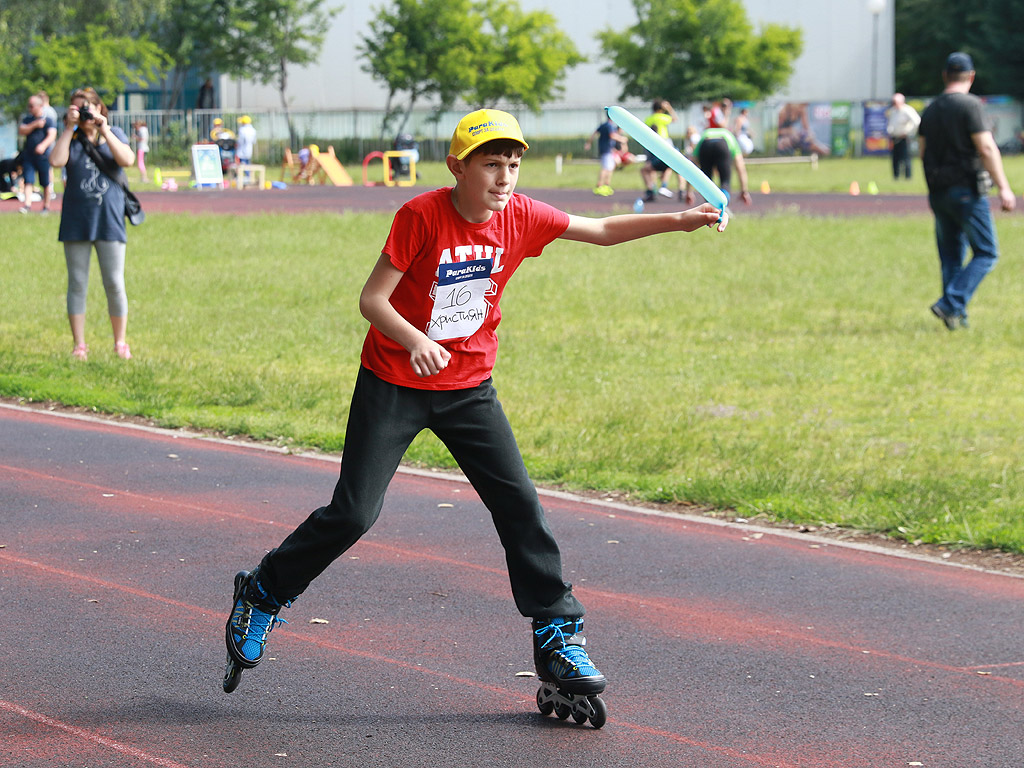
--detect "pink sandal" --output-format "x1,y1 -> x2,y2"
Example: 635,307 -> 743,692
72,343 -> 88,361
115,342 -> 132,360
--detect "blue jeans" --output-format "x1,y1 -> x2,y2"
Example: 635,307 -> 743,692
929,185 -> 999,318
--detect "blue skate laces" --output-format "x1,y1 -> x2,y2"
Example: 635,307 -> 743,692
231,599 -> 288,662
230,574 -> 293,663
548,643 -> 601,679
534,618 -> 601,679
534,618 -> 583,650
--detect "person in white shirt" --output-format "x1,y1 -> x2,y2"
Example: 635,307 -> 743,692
236,116 -> 257,164
887,93 -> 921,180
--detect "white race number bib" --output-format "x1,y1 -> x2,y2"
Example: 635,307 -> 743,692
427,259 -> 493,341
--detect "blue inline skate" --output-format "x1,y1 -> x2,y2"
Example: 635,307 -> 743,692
533,617 -> 607,728
223,569 -> 290,693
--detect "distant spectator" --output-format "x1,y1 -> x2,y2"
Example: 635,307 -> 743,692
236,116 -> 257,165
732,108 -> 754,156
887,93 -> 920,180
197,78 -> 215,109
134,121 -> 150,183
640,99 -> 677,202
0,153 -> 22,199
196,78 -> 216,139
210,117 -> 235,142
17,93 -> 57,214
686,125 -> 751,208
584,114 -> 625,196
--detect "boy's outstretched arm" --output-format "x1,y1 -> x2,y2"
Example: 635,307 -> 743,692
559,203 -> 727,246
359,253 -> 451,377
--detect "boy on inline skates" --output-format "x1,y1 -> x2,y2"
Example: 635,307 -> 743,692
225,108 -> 728,721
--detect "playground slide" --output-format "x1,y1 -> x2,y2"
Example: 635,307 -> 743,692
310,146 -> 353,186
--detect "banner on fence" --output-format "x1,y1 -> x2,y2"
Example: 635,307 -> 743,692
830,102 -> 852,157
862,101 -> 890,156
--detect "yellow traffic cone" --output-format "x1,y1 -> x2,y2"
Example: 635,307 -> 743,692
849,181 -> 860,196
153,167 -> 162,186
760,180 -> 771,194
867,181 -> 879,195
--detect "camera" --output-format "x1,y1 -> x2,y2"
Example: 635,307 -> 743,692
79,107 -> 93,122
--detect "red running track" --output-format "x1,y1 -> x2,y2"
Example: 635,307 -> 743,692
2,403 -> 1023,767
5,182 -> 1022,219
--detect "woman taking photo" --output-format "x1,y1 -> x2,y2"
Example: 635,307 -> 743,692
50,88 -> 135,361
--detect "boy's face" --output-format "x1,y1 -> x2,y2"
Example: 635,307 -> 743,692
447,151 -> 521,222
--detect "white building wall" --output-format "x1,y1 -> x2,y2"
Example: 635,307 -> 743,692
223,0 -> 894,110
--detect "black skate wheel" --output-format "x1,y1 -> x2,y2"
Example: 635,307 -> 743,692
572,708 -> 588,724
588,695 -> 607,729
553,700 -> 571,720
223,655 -> 242,693
536,687 -> 553,716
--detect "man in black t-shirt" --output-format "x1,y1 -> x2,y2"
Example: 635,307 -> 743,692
918,52 -> 1015,330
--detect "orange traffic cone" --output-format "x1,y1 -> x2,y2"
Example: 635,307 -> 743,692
760,180 -> 771,194
849,181 -> 861,196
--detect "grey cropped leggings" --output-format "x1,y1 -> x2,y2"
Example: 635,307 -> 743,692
64,241 -> 128,316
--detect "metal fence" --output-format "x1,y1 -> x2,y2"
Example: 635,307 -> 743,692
29,98 -> 1024,166
104,105 -> 643,165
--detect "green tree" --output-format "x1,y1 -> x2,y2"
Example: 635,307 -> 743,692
360,0 -> 582,135
460,0 -> 584,111
895,0 -> 1024,98
596,0 -> 802,105
211,0 -> 340,146
28,24 -> 169,104
894,0 -> 969,96
359,0 -> 479,136
0,0 -> 169,118
979,0 -> 1024,100
149,0 -> 230,111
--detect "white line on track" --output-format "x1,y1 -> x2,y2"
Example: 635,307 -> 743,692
0,699 -> 196,768
2,401 -> 1021,580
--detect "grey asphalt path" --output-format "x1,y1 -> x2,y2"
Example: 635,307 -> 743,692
2,403 -> 1023,767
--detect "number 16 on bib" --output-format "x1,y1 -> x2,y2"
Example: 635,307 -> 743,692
427,259 -> 494,341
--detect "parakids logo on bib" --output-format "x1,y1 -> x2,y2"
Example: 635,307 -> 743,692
427,259 -> 494,341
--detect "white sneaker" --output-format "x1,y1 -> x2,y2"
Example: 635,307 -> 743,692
657,186 -> 673,198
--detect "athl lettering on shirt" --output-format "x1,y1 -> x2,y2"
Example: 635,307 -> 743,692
438,245 -> 505,274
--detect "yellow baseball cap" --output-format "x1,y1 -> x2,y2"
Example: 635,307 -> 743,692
449,109 -> 528,160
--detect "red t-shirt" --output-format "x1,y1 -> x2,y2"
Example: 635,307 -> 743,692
360,187 -> 570,390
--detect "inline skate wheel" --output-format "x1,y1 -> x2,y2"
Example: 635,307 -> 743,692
553,700 -> 571,720
536,687 -> 554,716
223,654 -> 243,693
588,695 -> 607,729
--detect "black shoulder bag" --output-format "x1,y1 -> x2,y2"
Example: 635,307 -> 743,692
75,131 -> 145,225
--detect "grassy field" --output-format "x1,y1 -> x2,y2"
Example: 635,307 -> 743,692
3,201 -> 1023,553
